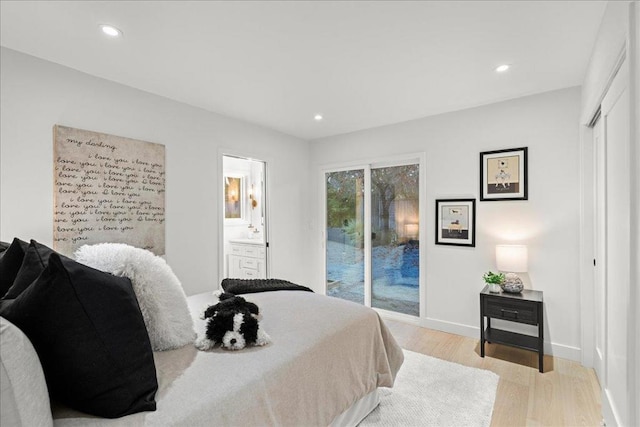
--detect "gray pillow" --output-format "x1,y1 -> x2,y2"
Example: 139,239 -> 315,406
0,316 -> 53,427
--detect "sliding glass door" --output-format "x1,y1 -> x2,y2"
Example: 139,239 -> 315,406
325,169 -> 365,304
325,161 -> 420,316
370,164 -> 419,315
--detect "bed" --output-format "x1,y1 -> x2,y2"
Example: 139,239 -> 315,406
51,290 -> 404,426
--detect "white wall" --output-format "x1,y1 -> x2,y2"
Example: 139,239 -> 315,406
0,47 -> 311,295
310,87 -> 582,360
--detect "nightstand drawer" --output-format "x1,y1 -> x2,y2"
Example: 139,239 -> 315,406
483,297 -> 538,324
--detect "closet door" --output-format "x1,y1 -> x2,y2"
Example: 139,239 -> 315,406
601,59 -> 630,427
593,117 -> 606,384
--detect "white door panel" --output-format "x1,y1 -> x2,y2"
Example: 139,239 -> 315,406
602,60 -> 630,427
593,117 -> 605,384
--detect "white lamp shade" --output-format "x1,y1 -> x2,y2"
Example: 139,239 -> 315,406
496,245 -> 528,272
404,223 -> 419,238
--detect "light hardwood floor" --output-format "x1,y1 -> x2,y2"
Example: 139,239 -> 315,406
383,319 -> 602,427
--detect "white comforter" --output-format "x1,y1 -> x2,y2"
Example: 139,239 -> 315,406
53,291 -> 404,426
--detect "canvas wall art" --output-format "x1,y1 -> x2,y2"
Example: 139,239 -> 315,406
53,125 -> 165,255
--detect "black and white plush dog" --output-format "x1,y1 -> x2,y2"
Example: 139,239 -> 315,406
195,291 -> 271,351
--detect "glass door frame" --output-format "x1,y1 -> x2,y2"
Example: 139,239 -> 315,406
322,164 -> 371,306
321,153 -> 426,320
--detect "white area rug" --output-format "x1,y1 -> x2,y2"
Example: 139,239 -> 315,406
360,350 -> 499,427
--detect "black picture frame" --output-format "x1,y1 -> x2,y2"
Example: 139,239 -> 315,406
479,147 -> 528,201
435,199 -> 476,247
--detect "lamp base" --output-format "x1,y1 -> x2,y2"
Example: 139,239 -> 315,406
501,273 -> 524,293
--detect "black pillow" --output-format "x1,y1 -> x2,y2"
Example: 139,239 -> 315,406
3,240 -> 57,300
0,253 -> 158,418
0,238 -> 29,298
221,278 -> 314,295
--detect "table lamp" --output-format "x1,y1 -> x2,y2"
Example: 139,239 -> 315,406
496,244 -> 528,293
404,223 -> 419,239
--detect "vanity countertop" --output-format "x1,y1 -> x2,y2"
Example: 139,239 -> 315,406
229,238 -> 265,246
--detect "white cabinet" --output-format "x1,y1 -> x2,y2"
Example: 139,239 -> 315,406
228,240 -> 266,279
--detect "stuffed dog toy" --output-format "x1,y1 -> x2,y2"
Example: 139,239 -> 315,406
195,291 -> 271,351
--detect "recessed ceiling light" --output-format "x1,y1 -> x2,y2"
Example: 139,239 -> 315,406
314,114 -> 323,121
495,64 -> 510,73
100,24 -> 123,37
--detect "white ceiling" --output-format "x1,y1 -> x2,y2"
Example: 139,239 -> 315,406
0,1 -> 606,140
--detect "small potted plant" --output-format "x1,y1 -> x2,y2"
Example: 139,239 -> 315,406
483,271 -> 505,293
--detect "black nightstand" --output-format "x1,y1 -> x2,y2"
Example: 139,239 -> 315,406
480,285 -> 544,372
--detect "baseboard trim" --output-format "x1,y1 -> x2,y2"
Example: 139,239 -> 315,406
547,342 -> 582,362
602,388 -> 618,427
383,316 -> 583,363
419,317 -> 479,339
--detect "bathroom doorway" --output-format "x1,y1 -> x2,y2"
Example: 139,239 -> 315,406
222,155 -> 268,280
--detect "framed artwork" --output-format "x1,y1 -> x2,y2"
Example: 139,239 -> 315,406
479,147 -> 528,201
435,199 -> 476,247
224,176 -> 244,219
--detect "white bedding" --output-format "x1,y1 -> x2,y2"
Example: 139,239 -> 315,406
53,291 -> 404,426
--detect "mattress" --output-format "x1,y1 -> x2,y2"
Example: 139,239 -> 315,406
53,290 -> 404,426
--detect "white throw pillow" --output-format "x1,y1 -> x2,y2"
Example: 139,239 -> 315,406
0,317 -> 53,427
75,243 -> 195,351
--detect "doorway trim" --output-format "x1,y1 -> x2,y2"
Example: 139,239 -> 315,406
218,148 -> 271,286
